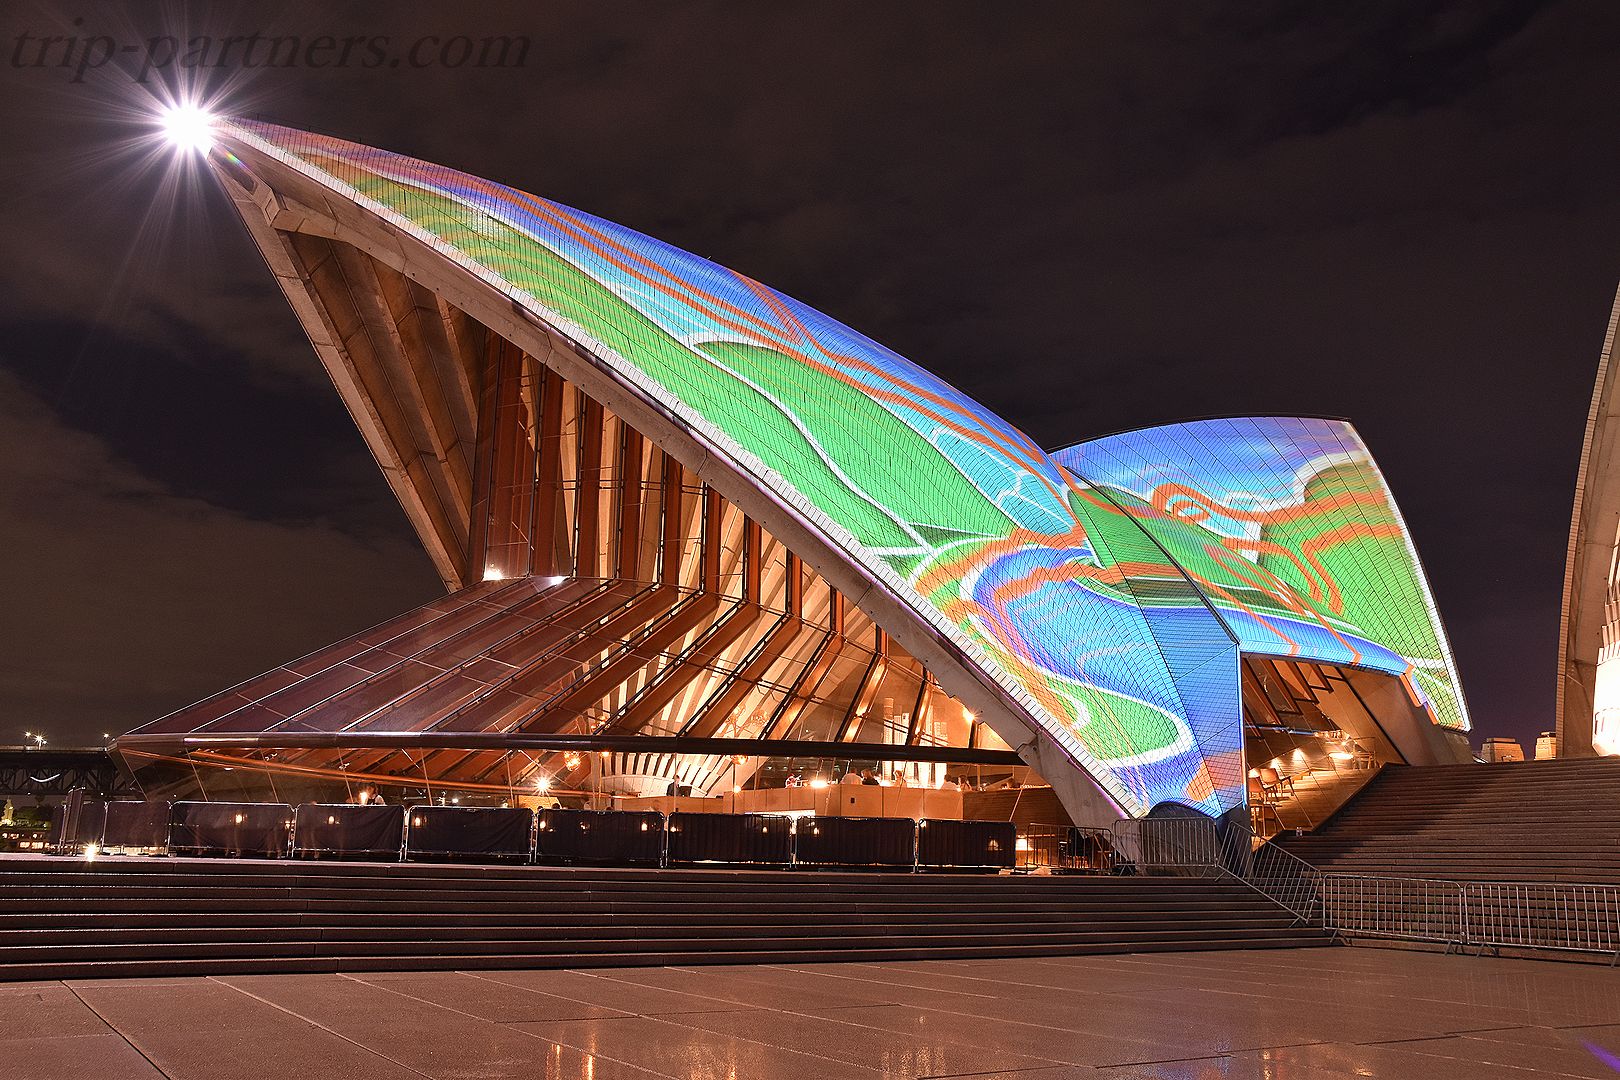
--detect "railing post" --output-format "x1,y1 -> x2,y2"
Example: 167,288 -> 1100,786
1456,881 -> 1469,952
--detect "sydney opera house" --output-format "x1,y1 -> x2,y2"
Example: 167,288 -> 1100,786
113,117 -> 1475,829
1560,285 -> 1620,759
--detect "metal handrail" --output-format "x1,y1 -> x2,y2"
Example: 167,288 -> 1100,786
1112,815 -> 1322,921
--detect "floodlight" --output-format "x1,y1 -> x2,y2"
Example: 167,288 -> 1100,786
160,104 -> 216,154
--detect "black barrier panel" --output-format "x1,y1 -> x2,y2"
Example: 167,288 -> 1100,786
102,801 -> 171,850
667,812 -> 793,865
536,809 -> 663,865
170,802 -> 293,858
294,804 -> 405,860
794,815 -> 915,867
48,798 -> 105,849
916,818 -> 1015,869
405,806 -> 532,861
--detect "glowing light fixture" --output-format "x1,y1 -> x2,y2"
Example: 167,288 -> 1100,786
159,104 -> 217,154
534,774 -> 553,792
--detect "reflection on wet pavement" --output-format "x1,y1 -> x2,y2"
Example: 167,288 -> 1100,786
7,947 -> 1620,1078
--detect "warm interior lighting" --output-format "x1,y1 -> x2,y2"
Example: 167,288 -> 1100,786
160,104 -> 216,154
808,777 -> 829,790
83,843 -> 99,860
1329,750 -> 1355,762
534,775 -> 553,792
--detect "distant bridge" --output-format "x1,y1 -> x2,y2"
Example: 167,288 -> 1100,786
0,747 -> 136,800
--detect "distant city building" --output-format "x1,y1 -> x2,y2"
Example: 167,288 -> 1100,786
1535,732 -> 1559,760
1481,737 -> 1526,763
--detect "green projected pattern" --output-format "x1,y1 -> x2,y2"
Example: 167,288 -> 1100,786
215,120 -> 1466,816
1059,417 -> 1469,733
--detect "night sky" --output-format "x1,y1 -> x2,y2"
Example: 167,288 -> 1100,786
1,2 -> 1616,753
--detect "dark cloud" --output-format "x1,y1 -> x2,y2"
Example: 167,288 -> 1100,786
0,0 -> 1615,750
0,369 -> 439,737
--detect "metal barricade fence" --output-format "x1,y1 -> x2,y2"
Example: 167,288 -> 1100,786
1041,818 -> 1620,958
1463,881 -> 1620,961
1015,824 -> 1118,872
1113,816 -> 1221,875
1321,874 -> 1464,946
1113,816 -> 1321,921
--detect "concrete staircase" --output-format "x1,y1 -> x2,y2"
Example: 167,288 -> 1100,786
0,855 -> 1327,980
1277,759 -> 1620,883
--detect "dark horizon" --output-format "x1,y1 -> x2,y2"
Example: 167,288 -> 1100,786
1,1 -> 1616,755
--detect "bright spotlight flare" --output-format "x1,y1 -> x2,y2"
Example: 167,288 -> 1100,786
159,104 -> 217,154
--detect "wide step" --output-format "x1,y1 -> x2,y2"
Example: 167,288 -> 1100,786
1279,759 -> 1620,885
0,855 -> 1325,980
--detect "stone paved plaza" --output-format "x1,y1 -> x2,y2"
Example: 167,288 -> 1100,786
7,946 -> 1619,1079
